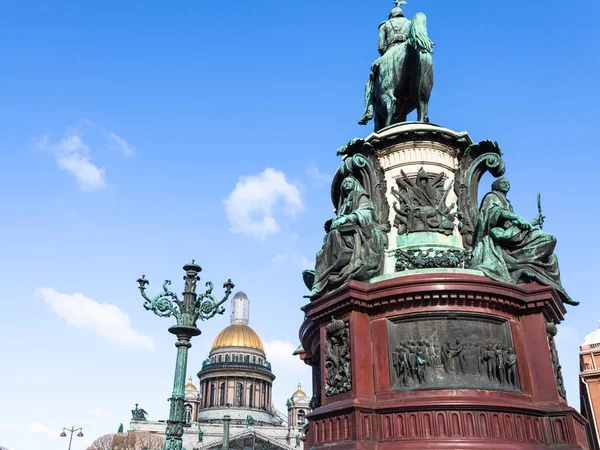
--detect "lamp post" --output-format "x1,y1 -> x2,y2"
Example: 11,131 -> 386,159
60,426 -> 83,450
138,260 -> 234,450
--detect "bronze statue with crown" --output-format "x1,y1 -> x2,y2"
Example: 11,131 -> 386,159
299,2 -> 589,448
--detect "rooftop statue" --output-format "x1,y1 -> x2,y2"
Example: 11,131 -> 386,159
131,403 -> 148,421
358,1 -> 434,131
471,177 -> 576,305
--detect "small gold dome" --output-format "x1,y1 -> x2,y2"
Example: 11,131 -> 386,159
211,323 -> 264,352
293,383 -> 307,398
185,376 -> 197,391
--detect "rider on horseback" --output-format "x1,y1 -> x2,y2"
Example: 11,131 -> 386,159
358,1 -> 411,125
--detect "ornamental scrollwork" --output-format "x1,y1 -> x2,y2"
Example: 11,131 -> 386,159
396,248 -> 471,272
137,262 -> 234,328
546,322 -> 567,400
325,317 -> 351,396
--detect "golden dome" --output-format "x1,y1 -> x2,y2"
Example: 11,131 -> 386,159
293,383 -> 307,398
211,323 -> 264,352
185,376 -> 197,391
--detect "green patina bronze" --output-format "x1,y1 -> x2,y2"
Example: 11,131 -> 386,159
131,403 -> 148,421
454,141 -> 574,305
471,177 -> 576,305
392,168 -> 455,236
303,139 -> 390,299
137,262 -> 234,450
359,1 -> 434,130
118,423 -> 124,434
222,415 -> 231,450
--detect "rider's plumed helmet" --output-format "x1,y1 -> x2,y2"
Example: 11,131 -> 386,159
389,1 -> 407,19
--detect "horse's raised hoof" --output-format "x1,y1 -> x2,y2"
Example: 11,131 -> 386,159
358,114 -> 373,125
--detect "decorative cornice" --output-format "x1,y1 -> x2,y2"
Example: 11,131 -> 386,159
197,362 -> 275,381
300,274 -> 566,344
365,122 -> 472,154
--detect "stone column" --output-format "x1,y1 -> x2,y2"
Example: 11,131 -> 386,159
200,380 -> 205,408
268,384 -> 272,410
203,380 -> 208,408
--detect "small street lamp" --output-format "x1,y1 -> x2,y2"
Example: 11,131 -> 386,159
60,426 -> 83,450
138,260 -> 234,450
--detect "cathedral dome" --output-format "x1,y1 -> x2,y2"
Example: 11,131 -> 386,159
185,376 -> 197,391
292,384 -> 307,400
211,323 -> 264,352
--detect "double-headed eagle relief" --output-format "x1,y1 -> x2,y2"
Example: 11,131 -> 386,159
359,1 -> 434,130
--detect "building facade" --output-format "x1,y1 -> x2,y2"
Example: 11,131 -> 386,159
129,292 -> 308,450
580,324 -> 600,449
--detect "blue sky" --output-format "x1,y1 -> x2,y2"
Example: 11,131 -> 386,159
1,1 -> 599,449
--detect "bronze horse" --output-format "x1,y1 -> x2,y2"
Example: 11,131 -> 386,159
373,12 -> 434,131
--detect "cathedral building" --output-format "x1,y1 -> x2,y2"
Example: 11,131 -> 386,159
129,292 -> 309,450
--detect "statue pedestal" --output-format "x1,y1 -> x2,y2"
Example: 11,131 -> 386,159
300,274 -> 590,449
362,123 -> 473,275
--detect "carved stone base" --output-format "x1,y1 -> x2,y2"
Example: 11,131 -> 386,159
300,274 -> 590,449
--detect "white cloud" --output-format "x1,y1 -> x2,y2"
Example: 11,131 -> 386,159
35,287 -> 156,351
107,131 -> 135,157
264,340 -> 311,411
306,166 -> 331,188
37,120 -> 135,190
264,340 -> 308,372
224,168 -> 304,239
273,252 -> 312,269
37,133 -> 106,191
28,423 -> 59,438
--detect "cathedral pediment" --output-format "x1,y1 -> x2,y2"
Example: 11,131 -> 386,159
194,429 -> 297,450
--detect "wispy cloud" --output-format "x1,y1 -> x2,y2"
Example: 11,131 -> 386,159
107,132 -> 135,157
37,120 -> 134,190
273,251 -> 311,269
28,423 -> 59,438
37,134 -> 106,191
35,287 -> 156,351
224,168 -> 304,239
306,165 -> 331,188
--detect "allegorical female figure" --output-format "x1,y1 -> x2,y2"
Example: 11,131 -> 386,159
309,176 -> 385,298
471,177 -> 573,304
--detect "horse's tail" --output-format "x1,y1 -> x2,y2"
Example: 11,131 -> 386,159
408,12 -> 434,54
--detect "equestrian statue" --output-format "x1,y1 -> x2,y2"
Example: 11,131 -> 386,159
358,1 -> 435,131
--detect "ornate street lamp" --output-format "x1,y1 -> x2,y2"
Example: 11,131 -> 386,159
60,426 -> 83,450
137,260 -> 234,450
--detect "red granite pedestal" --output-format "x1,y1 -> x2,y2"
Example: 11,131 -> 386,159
300,273 -> 590,449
